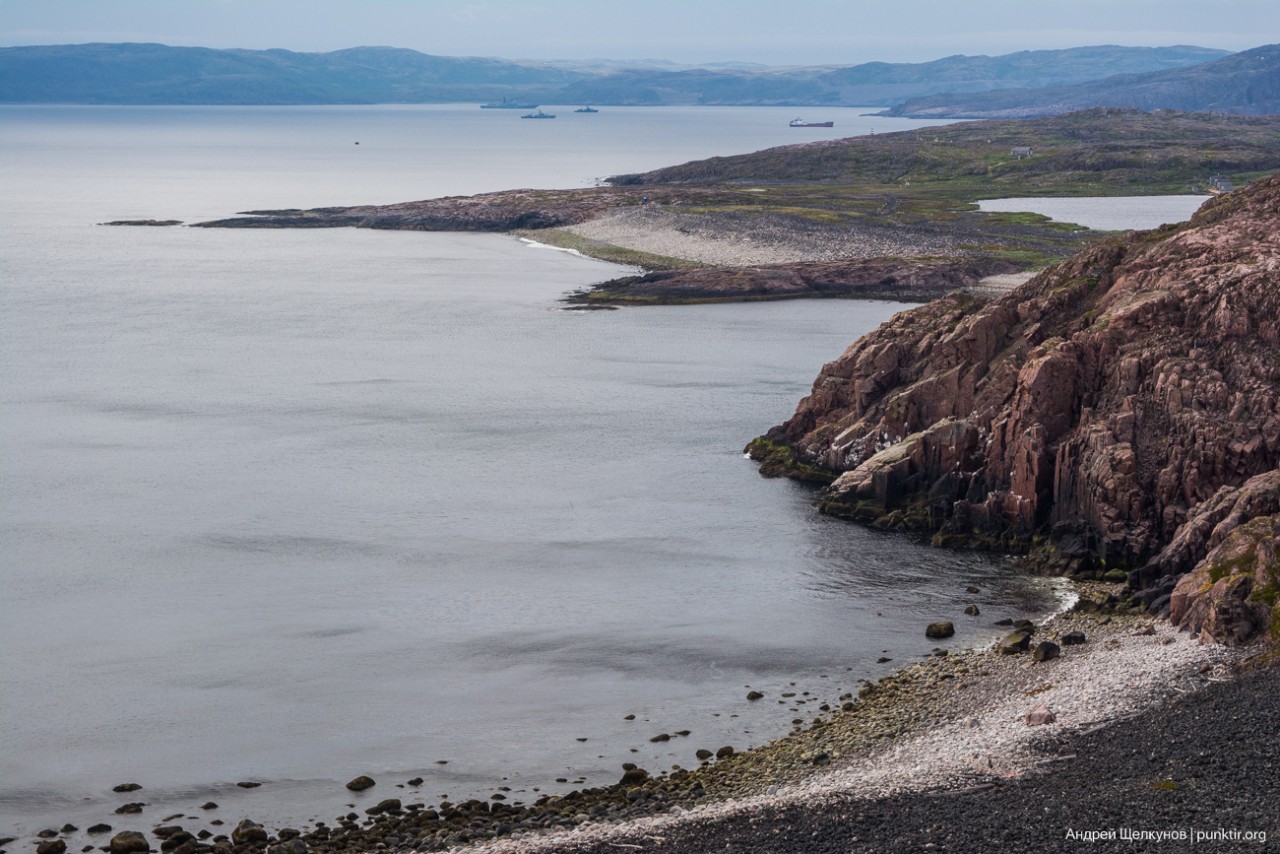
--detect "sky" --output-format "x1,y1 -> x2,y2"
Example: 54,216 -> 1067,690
1,0 -> 1276,66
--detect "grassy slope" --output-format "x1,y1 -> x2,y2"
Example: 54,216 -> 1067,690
599,109 -> 1280,267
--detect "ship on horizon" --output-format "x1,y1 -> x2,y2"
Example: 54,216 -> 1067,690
789,118 -> 834,128
481,97 -> 539,109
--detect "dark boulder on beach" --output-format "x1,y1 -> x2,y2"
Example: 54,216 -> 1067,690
231,820 -> 268,845
344,775 -> 375,792
1033,640 -> 1061,662
619,767 -> 649,785
111,784 -> 141,793
925,621 -> 955,639
107,832 -> 148,854
112,804 -> 143,816
365,799 -> 401,816
159,832 -> 194,853
36,841 -> 66,854
999,631 -> 1032,654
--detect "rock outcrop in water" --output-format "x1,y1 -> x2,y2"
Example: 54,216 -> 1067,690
750,174 -> 1280,643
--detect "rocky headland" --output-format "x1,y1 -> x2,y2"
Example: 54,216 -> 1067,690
749,172 -> 1280,647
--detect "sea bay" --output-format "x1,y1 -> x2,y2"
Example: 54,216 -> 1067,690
0,104 -> 1062,835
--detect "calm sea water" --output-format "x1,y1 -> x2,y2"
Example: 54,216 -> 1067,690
977,195 -> 1207,231
0,105 -> 1062,837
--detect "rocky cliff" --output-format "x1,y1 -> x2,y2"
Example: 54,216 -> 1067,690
750,174 -> 1280,643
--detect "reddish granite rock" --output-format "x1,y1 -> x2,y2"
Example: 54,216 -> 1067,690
1170,513 -> 1280,644
751,174 -> 1280,639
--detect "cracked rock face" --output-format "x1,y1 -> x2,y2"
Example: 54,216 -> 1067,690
753,175 -> 1280,641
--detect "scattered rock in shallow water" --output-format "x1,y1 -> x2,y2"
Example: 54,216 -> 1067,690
345,776 -> 375,792
108,832 -> 149,854
36,841 -> 66,854
964,604 -> 980,616
231,820 -> 268,845
695,749 -> 713,761
649,733 -> 670,742
998,631 -> 1032,655
113,804 -> 144,815
1013,619 -> 1036,634
1061,630 -> 1087,645
965,586 -> 981,594
877,656 -> 892,663
715,746 -> 735,759
1033,641 -> 1061,662
994,618 -> 1013,626
199,802 -> 217,810
1026,704 -> 1057,726
111,784 -> 142,793
59,826 -> 77,835
746,691 -> 764,701
159,832 -> 195,852
365,799 -> 401,816
86,826 -> 112,836
406,777 -> 423,786
151,827 -> 182,839
37,831 -> 58,839
623,714 -> 635,720
925,621 -> 955,639
619,767 -> 649,786
236,781 -> 261,789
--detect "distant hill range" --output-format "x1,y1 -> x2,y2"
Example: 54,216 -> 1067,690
882,43 -> 1280,117
0,42 -> 1235,107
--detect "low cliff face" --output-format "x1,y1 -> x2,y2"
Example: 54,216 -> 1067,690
751,174 -> 1280,642
574,257 -> 1022,305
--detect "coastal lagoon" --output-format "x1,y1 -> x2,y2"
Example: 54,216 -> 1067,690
1,105 -> 1062,836
977,195 -> 1208,231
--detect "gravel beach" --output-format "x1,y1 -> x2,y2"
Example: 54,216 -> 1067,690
562,206 -> 962,267
443,607 -> 1274,854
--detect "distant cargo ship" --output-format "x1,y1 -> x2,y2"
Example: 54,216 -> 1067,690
789,118 -> 834,128
574,106 -> 599,113
481,98 -> 539,109
521,110 -> 556,119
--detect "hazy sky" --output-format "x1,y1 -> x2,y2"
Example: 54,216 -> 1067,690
1,0 -> 1276,65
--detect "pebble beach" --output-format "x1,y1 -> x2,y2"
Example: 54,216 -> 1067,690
447,604 -> 1271,853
